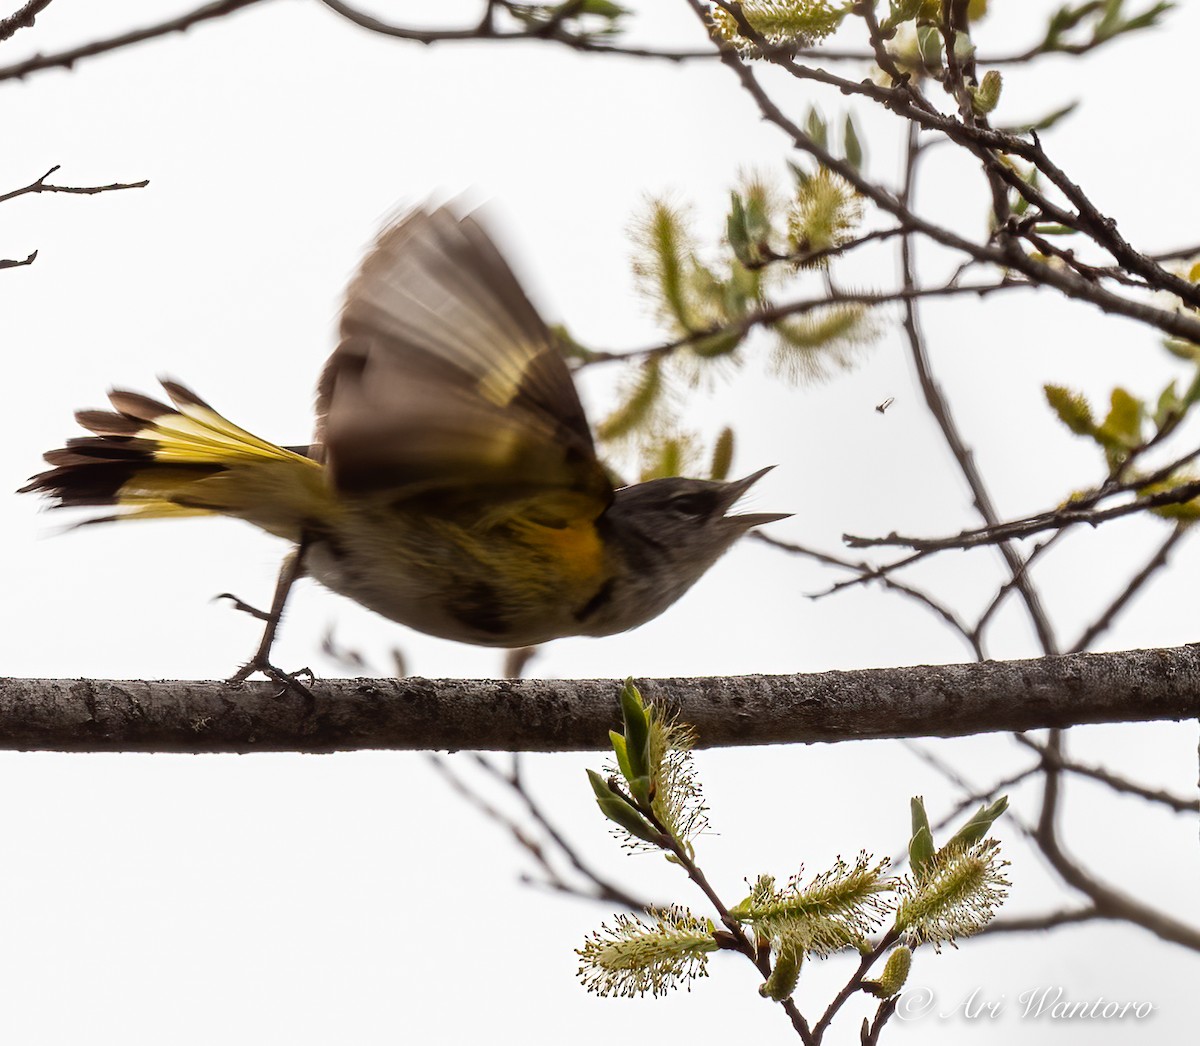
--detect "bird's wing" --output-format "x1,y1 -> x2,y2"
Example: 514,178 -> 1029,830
315,207 -> 611,523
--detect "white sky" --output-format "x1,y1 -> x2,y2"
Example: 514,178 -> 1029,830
2,2 -> 1197,1043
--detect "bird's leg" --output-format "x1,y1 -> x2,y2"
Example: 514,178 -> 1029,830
213,592 -> 271,621
226,543 -> 314,697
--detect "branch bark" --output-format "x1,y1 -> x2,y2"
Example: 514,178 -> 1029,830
1,645 -> 1197,753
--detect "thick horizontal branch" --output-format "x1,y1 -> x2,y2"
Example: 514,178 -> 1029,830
1,646 -> 1198,753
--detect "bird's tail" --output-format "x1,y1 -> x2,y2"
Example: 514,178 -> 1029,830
20,380 -> 332,541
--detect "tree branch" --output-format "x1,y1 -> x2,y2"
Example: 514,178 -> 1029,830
2,646 -> 1198,753
317,0 -> 713,62
683,2 -> 1200,345
0,164 -> 148,204
0,0 -> 268,82
0,0 -> 55,43
844,479 -> 1200,554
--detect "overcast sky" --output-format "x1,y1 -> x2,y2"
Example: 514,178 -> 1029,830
2,2 -> 1197,1044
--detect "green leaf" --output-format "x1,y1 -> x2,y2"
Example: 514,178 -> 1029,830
1044,384 -> 1096,437
597,358 -> 662,441
1163,338 -> 1200,362
759,941 -> 803,1001
843,113 -> 864,172
1031,224 -> 1078,236
595,795 -> 661,844
1154,381 -> 1183,429
970,69 -> 1002,115
1138,474 -> 1200,522
648,437 -> 684,481
805,107 -> 828,150
884,0 -> 924,31
710,427 -> 735,481
909,796 -> 935,879
946,796 -> 1008,851
627,773 -> 654,807
916,25 -> 943,66
864,946 -> 913,998
587,768 -> 616,802
999,101 -> 1078,134
619,679 -> 651,782
1098,387 -> 1145,449
742,184 -> 772,247
641,202 -> 695,331
609,731 -> 633,781
952,27 -> 976,61
691,329 -> 743,358
726,192 -> 753,267
1184,367 -> 1200,406
572,0 -> 629,18
787,159 -> 811,190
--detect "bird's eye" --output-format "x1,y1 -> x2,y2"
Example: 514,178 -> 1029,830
669,492 -> 715,517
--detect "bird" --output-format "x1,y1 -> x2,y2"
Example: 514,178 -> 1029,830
21,206 -> 788,682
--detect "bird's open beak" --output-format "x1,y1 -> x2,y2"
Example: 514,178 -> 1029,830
719,466 -> 791,527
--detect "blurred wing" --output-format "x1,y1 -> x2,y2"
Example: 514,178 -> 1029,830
316,207 -> 611,521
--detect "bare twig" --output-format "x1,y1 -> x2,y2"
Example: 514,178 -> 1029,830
896,117 -> 1058,655
752,532 -> 983,658
318,0 -> 713,62
983,906 -> 1104,934
626,782 -> 816,1041
0,164 -> 148,204
1,166 -> 148,271
1069,525 -> 1188,653
843,481 -> 1200,555
0,249 -> 37,269
1031,730 -> 1200,951
810,928 -> 901,1041
970,533 -> 1066,648
744,225 -> 908,271
467,753 -> 651,909
0,0 -> 268,81
429,754 -> 650,910
686,5 -> 1200,344
577,278 -> 1026,368
0,0 -> 55,42
1016,736 -> 1199,814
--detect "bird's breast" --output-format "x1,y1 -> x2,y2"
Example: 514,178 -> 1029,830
304,506 -> 614,647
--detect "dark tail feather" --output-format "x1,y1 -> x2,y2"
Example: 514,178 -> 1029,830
20,381 -> 281,518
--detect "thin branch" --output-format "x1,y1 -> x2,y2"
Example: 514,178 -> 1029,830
576,278 -> 1026,368
844,483 -> 1200,555
630,785 -> 815,1042
0,249 -> 37,269
0,0 -> 268,82
0,0 -> 54,43
752,532 -> 983,658
0,164 -> 149,204
318,0 -> 714,62
897,116 -> 1058,654
898,738 -> 1042,861
810,928 -> 901,1041
1016,736 -> 1199,814
743,224 -> 908,271
1069,525 -> 1188,653
1030,730 -> 1200,951
466,753 -> 652,909
1152,243 -> 1200,263
982,906 -> 1104,934
0,166 -> 148,271
688,7 -> 1200,343
970,532 -> 1066,649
